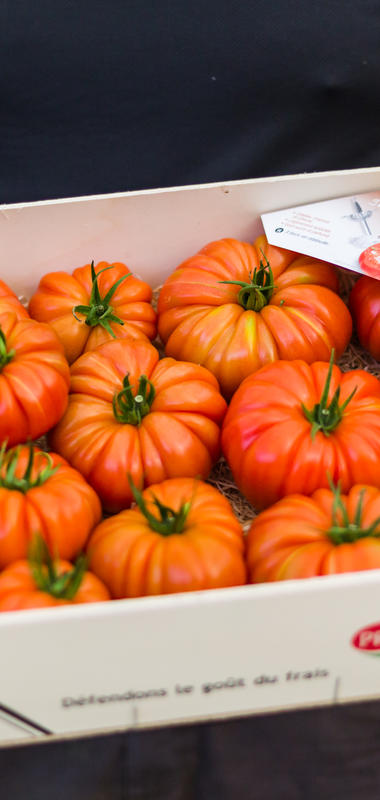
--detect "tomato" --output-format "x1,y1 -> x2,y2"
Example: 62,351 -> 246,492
0,313 -> 70,446
349,276 -> 380,360
359,243 -> 380,279
246,483 -> 380,582
28,260 -> 157,363
157,235 -> 352,397
87,478 -> 246,596
0,557 -> 110,611
0,279 -> 29,320
50,338 -> 227,512
0,444 -> 102,567
222,355 -> 380,509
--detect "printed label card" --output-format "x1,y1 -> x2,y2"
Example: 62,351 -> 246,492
261,192 -> 380,278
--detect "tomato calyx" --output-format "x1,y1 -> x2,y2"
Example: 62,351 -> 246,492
0,442 -> 60,493
327,481 -> 380,545
72,261 -> 131,337
0,328 -> 15,370
219,252 -> 276,311
302,351 -> 357,440
113,374 -> 155,425
129,477 -> 191,535
29,535 -> 87,600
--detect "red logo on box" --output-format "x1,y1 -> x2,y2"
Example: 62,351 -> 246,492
351,623 -> 380,652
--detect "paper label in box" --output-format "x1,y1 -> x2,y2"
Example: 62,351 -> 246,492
261,191 -> 380,276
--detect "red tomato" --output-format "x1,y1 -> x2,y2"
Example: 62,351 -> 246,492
87,478 -> 246,596
246,484 -> 380,582
350,276 -> 380,360
359,243 -> 380,279
0,444 -> 102,567
0,279 -> 29,320
28,260 -> 157,363
222,356 -> 380,509
157,235 -> 352,397
50,339 -> 227,512
0,313 -> 70,446
0,558 -> 110,610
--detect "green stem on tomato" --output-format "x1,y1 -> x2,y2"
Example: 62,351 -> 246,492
128,476 -> 192,536
72,261 -> 131,337
28,535 -> 87,600
0,442 -> 59,493
219,251 -> 276,311
112,374 -> 155,425
326,478 -> 380,545
0,328 -> 15,370
301,350 -> 357,440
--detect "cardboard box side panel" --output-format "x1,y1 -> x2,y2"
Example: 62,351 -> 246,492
0,571 -> 380,744
1,168 -> 380,747
1,169 -> 380,295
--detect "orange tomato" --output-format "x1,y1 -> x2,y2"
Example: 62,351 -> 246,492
246,484 -> 380,582
0,444 -> 102,567
29,260 -> 157,363
50,338 -> 227,512
157,235 -> 352,397
0,312 -> 70,446
87,478 -> 246,597
222,356 -> 380,509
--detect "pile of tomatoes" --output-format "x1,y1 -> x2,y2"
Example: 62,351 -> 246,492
1,234 -> 380,611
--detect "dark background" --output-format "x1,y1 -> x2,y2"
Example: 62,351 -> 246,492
1,0 -> 380,203
3,700 -> 380,800
1,0 -> 380,797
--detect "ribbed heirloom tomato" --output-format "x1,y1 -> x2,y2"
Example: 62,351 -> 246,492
0,312 -> 70,446
0,279 -> 29,319
28,260 -> 157,363
222,355 -> 380,509
50,339 -> 227,512
0,444 -> 102,567
246,484 -> 380,581
157,235 -> 352,397
87,478 -> 246,597
350,275 -> 380,360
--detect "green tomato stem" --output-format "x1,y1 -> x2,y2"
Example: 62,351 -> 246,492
301,351 -> 357,440
327,479 -> 380,545
72,261 -> 131,337
112,374 -> 155,425
219,251 -> 276,310
0,442 -> 59,493
0,328 -> 15,370
128,476 -> 192,535
28,535 -> 87,600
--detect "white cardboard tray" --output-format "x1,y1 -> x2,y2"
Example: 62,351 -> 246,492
1,166 -> 380,747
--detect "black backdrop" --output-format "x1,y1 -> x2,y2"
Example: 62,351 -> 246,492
1,0 -> 380,203
1,1 -> 380,798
